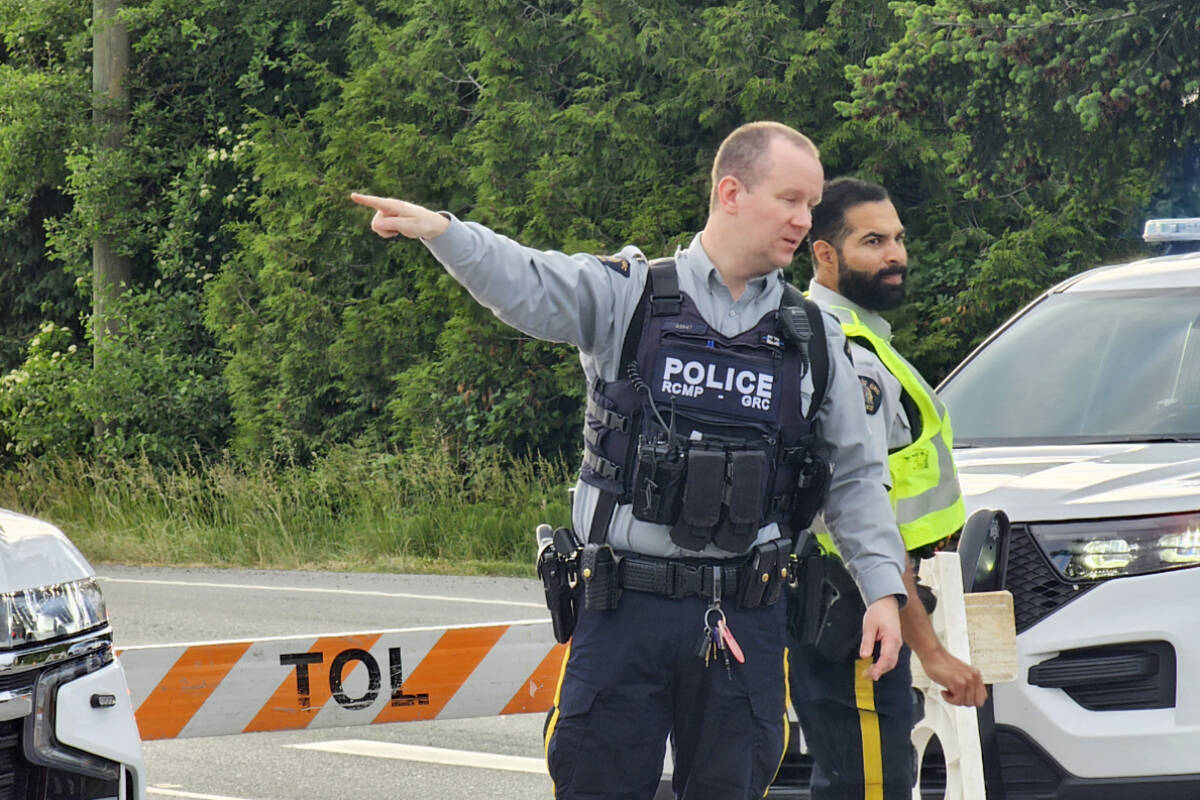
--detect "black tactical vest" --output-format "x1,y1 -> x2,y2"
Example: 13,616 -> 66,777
580,259 -> 830,554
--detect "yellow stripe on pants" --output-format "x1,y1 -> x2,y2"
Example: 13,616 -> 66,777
543,640 -> 574,758
853,657 -> 884,800
766,648 -> 793,798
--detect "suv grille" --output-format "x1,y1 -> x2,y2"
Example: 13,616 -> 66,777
0,675 -> 33,695
1003,524 -> 1097,632
0,720 -> 40,800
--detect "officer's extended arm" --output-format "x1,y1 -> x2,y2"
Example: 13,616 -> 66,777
351,192 -> 637,355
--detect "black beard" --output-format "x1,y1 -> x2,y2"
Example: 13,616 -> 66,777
838,260 -> 907,311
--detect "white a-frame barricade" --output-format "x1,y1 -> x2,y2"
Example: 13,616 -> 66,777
911,551 -> 1017,800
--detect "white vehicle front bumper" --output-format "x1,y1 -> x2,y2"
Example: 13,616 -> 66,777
0,630 -> 145,800
996,563 -> 1200,778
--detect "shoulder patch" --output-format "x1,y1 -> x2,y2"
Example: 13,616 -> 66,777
596,255 -> 631,278
859,376 -> 882,415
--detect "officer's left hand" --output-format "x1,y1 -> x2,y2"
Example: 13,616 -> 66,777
860,594 -> 902,680
920,648 -> 988,707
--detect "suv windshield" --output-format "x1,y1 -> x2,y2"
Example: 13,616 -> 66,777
940,287 -> 1200,445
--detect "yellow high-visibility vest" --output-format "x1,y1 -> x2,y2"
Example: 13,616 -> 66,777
826,304 -> 965,552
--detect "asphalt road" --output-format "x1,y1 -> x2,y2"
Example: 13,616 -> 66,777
99,565 -> 561,800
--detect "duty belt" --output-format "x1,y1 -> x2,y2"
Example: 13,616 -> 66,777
578,538 -> 793,612
619,556 -> 742,600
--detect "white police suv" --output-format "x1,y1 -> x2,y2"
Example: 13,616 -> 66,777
939,218 -> 1200,798
0,508 -> 145,800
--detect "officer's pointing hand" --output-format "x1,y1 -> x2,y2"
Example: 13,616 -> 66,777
350,192 -> 450,241
860,595 -> 902,681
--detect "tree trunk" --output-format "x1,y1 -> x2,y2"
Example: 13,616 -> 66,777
92,0 -> 130,438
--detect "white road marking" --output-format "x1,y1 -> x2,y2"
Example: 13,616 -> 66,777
149,788 -> 257,800
97,577 -> 543,608
288,740 -> 549,774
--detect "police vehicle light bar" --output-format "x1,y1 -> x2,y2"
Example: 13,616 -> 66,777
1143,218 -> 1200,242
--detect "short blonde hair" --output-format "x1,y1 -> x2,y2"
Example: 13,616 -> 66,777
709,122 -> 819,211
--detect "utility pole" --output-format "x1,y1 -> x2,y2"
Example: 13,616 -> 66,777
92,0 -> 129,437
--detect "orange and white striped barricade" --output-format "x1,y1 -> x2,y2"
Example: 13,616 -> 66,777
117,619 -> 566,740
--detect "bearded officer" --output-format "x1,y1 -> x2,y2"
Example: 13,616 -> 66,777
789,176 -> 987,800
351,122 -> 907,800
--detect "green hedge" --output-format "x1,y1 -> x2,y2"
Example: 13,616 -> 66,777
1,0 -> 1197,471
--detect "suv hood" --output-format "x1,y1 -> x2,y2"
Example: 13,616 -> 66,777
0,509 -> 94,592
954,442 -> 1200,522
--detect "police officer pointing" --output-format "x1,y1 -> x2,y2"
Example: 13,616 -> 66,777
789,177 -> 987,800
352,122 -> 908,800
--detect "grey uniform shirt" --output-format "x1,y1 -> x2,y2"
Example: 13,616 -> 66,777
423,215 -> 905,605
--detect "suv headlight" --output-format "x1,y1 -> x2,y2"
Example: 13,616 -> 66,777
1030,513 -> 1200,581
1,578 -> 108,647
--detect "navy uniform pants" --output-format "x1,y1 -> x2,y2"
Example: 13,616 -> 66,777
545,591 -> 789,800
788,642 -> 916,800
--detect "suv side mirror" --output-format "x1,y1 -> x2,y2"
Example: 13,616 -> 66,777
957,508 -> 1010,593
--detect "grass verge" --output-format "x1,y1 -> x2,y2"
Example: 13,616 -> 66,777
0,443 -> 575,578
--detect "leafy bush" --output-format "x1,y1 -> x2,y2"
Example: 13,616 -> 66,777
0,288 -> 229,464
0,321 -> 91,460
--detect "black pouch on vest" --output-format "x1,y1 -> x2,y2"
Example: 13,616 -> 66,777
789,451 -> 832,531
631,439 -> 686,525
669,448 -> 726,551
713,449 -> 767,553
